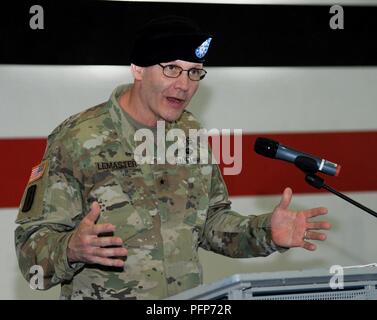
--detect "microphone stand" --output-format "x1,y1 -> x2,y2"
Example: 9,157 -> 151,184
304,173 -> 377,219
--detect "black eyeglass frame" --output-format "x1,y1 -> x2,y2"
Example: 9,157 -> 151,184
158,63 -> 207,81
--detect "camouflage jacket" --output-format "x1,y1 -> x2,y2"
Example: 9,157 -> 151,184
15,84 -> 281,300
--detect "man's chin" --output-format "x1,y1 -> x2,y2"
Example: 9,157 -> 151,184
161,110 -> 185,123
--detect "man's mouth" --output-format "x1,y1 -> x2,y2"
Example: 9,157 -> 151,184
166,96 -> 185,107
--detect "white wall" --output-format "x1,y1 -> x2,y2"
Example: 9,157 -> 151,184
2,65 -> 377,137
1,65 -> 376,299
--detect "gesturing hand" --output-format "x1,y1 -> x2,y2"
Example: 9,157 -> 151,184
271,187 -> 332,251
67,202 -> 128,267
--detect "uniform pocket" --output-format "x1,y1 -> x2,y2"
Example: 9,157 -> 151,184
99,204 -> 153,242
152,164 -> 211,229
89,170 -> 154,242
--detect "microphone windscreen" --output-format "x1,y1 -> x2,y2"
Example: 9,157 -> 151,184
254,137 -> 279,158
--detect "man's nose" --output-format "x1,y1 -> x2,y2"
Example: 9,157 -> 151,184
174,71 -> 191,91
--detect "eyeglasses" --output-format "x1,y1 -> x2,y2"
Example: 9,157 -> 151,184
158,64 -> 207,81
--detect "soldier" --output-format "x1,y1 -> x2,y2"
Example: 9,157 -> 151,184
15,16 -> 331,299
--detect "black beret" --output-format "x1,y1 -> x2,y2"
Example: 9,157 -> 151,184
130,15 -> 213,66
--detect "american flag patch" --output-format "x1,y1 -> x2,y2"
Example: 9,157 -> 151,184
28,161 -> 48,184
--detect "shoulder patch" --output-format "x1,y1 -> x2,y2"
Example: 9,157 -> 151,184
28,161 -> 48,184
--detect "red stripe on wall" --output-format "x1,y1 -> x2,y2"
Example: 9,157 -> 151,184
0,138 -> 47,208
220,131 -> 377,196
1,131 -> 376,208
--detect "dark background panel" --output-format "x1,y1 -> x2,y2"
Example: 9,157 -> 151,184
0,0 -> 376,66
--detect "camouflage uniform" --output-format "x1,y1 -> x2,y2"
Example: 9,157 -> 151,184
15,84 -> 282,300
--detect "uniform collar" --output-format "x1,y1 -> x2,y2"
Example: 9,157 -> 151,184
107,84 -> 195,153
107,84 -> 138,150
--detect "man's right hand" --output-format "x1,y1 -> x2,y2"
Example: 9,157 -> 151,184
67,201 -> 128,267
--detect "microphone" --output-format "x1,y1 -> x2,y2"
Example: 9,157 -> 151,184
254,137 -> 341,176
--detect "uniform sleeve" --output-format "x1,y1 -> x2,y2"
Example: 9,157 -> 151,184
200,164 -> 288,258
15,133 -> 85,290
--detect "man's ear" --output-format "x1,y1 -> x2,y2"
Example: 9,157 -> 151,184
131,64 -> 144,81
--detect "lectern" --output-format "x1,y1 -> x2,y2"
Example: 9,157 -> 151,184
167,267 -> 377,300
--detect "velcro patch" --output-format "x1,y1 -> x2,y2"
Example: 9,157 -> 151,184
21,185 -> 37,213
28,161 -> 48,184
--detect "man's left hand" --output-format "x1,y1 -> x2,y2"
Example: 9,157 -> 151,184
271,187 -> 331,251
